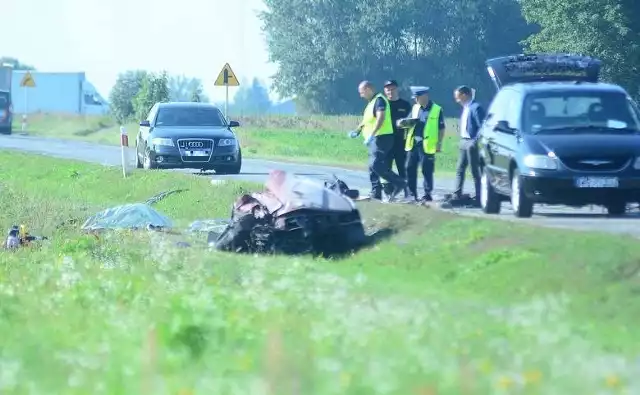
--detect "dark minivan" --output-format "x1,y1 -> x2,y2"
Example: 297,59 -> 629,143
478,53 -> 640,217
0,91 -> 12,134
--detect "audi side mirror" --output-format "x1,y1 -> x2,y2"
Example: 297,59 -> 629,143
228,120 -> 240,127
140,120 -> 151,127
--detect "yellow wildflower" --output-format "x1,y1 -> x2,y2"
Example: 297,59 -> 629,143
605,374 -> 621,388
496,375 -> 513,390
523,370 -> 542,385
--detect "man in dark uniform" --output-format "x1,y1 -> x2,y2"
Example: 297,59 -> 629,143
383,80 -> 412,195
355,80 -> 407,202
397,86 -> 445,202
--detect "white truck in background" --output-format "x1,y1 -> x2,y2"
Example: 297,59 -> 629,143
10,71 -> 109,116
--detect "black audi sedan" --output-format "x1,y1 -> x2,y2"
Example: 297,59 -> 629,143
135,102 -> 242,174
478,53 -> 640,217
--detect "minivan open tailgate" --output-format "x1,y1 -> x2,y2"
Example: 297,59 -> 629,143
0,66 -> 11,92
485,53 -> 601,90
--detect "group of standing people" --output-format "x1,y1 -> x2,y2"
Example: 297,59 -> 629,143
355,80 -> 485,206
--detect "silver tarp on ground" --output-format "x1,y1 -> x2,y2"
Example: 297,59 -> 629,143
81,203 -> 173,231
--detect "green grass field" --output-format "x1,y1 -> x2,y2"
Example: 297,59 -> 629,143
0,150 -> 639,393
14,113 -> 462,175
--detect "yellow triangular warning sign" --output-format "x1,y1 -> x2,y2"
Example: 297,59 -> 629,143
20,71 -> 35,88
214,63 -> 239,86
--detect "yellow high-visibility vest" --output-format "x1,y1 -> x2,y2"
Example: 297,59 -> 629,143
360,93 -> 394,139
405,102 -> 441,154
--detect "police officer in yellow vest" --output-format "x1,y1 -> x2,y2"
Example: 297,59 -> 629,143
356,80 -> 407,202
397,86 -> 445,202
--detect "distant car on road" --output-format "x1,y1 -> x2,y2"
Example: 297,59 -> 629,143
135,102 -> 242,174
0,91 -> 13,135
478,53 -> 640,217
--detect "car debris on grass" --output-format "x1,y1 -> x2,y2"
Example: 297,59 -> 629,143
28,170 -> 370,256
3,224 -> 48,249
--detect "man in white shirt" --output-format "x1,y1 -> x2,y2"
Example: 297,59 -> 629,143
448,85 -> 485,207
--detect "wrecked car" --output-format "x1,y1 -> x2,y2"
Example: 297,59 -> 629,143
212,170 -> 367,255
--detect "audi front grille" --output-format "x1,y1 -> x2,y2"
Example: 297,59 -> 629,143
177,138 -> 215,162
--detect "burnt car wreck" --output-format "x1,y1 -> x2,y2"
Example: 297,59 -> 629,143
211,170 -> 367,255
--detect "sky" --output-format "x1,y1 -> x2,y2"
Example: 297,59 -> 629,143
1,0 -> 279,102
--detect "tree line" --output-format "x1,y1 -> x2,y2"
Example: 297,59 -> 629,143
259,0 -> 640,115
108,72 -> 274,122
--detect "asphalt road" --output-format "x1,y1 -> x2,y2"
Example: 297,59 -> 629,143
2,134 -> 639,237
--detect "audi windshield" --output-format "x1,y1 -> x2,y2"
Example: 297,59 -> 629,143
522,90 -> 640,134
155,106 -> 226,127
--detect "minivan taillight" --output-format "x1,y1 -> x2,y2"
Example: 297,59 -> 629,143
0,104 -> 9,122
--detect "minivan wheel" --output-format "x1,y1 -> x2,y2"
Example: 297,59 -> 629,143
480,167 -> 501,214
605,200 -> 626,216
511,169 -> 533,218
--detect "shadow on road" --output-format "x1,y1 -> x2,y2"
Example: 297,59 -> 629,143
536,212 -> 640,219
191,171 -> 326,177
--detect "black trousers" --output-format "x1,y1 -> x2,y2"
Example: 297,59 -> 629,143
368,134 -> 406,197
405,140 -> 435,198
453,138 -> 481,199
391,138 -> 407,179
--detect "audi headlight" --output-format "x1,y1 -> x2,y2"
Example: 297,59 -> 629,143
523,154 -> 558,170
634,157 -> 640,169
218,138 -> 236,146
151,138 -> 174,146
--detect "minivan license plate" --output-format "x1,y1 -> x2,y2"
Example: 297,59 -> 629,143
574,176 -> 619,188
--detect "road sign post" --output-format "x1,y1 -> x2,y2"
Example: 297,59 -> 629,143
120,126 -> 128,178
214,63 -> 239,119
20,71 -> 35,132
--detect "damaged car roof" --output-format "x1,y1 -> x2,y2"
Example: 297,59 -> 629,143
257,170 -> 358,215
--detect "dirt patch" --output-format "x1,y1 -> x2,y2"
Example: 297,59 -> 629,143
73,120 -> 112,136
467,236 -> 527,255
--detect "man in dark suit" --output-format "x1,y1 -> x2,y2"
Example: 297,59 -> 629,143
449,85 -> 485,206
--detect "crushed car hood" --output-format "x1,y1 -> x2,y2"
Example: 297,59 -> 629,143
212,170 -> 367,255
254,170 -> 358,215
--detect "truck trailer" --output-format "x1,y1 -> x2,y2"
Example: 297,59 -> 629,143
11,71 -> 108,116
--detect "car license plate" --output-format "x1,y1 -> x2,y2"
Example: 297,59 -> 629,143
185,150 -> 209,156
574,176 -> 619,188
